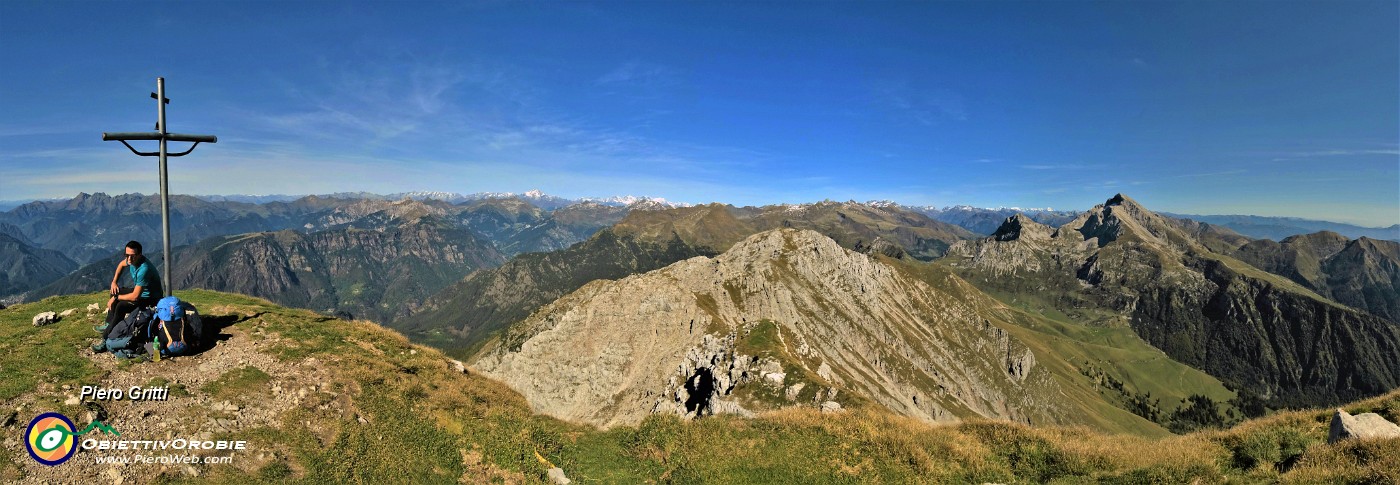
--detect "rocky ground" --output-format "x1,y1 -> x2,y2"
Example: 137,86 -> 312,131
4,302 -> 345,484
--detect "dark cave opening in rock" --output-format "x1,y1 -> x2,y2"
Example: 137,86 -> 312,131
684,367 -> 716,416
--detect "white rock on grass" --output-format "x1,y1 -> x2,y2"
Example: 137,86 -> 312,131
1329,409 -> 1400,443
32,312 -> 59,326
449,359 -> 468,374
60,308 -> 77,317
87,303 -> 101,314
546,467 -> 572,485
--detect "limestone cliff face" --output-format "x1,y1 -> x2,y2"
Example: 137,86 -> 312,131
473,229 -> 1063,429
946,194 -> 1400,408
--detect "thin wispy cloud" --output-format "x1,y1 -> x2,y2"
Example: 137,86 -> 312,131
596,61 -> 678,87
15,171 -> 153,188
1270,148 -> 1400,162
1018,163 -> 1102,171
1171,169 -> 1247,178
873,80 -> 968,125
594,61 -> 683,107
0,124 -> 91,138
0,147 -> 112,162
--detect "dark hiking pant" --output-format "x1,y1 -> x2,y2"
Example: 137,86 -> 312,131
104,288 -> 157,339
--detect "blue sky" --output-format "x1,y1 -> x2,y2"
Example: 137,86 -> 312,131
1,1 -> 1396,226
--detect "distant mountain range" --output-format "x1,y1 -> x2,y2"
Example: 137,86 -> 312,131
909,205 -> 1082,235
1160,212 -> 1399,242
9,191 -> 1390,239
188,190 -> 687,211
909,205 -> 1396,242
21,196 -> 629,320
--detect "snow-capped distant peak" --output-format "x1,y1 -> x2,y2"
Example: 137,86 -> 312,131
580,195 -> 692,208
393,191 -> 470,203
864,200 -> 900,209
935,205 -> 1058,212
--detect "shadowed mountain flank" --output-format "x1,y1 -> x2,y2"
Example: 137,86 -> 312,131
1233,231 -> 1400,322
947,194 -> 1400,409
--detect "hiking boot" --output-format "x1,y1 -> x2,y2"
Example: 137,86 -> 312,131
93,323 -> 109,333
90,341 -> 106,353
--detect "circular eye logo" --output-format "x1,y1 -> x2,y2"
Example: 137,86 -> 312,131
25,413 -> 77,466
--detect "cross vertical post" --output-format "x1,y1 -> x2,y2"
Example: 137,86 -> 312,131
102,77 -> 218,298
157,78 -> 172,297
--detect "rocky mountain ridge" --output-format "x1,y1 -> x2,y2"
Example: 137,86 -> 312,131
474,229 -> 1091,430
0,234 -> 77,302
1232,231 -> 1400,322
407,200 -> 980,356
946,194 -> 1400,409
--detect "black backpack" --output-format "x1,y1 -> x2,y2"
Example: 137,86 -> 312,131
105,307 -> 155,358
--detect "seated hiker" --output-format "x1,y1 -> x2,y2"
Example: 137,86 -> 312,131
98,241 -> 162,332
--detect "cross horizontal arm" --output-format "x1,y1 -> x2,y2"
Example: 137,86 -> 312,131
167,133 -> 217,143
102,132 -> 217,143
103,132 -> 162,141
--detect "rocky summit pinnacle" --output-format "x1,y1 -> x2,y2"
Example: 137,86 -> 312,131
992,214 -> 1053,242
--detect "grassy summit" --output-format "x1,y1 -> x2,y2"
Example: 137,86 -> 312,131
1,291 -> 1395,483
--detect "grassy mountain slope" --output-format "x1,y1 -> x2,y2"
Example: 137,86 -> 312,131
402,228 -> 714,357
2,291 -> 1395,484
892,259 -> 1237,434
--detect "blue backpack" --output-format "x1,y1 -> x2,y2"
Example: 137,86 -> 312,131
150,296 -> 204,356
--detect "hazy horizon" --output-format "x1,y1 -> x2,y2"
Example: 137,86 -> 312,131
3,189 -> 1397,230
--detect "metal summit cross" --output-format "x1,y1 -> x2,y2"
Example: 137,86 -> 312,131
102,77 -> 218,297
